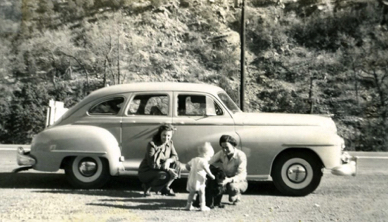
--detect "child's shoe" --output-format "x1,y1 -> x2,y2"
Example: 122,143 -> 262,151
200,206 -> 211,211
185,204 -> 194,211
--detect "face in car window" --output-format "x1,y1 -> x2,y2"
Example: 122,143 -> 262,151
89,97 -> 125,115
177,95 -> 223,116
127,94 -> 169,115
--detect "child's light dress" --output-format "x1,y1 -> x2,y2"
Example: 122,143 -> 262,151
186,157 -> 209,192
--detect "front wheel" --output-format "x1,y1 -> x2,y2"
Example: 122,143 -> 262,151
65,156 -> 111,189
271,152 -> 323,196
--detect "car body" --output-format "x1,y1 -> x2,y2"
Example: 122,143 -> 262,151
16,82 -> 357,196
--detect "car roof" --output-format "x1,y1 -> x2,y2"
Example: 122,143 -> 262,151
90,82 -> 225,97
57,82 -> 226,123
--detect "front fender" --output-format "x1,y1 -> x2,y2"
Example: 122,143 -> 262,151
30,125 -> 123,175
237,125 -> 344,178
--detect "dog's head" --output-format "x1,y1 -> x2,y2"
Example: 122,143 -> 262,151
209,165 -> 226,185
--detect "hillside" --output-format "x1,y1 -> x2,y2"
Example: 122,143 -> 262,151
0,0 -> 387,151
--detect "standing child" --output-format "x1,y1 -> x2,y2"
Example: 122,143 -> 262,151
185,142 -> 216,211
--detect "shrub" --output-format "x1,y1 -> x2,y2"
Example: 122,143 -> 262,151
0,83 -> 49,144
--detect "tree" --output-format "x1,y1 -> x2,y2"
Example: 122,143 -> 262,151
0,83 -> 49,144
0,40 -> 12,83
13,26 -> 95,93
76,0 -> 95,10
83,12 -> 142,85
0,40 -> 14,140
19,0 -> 39,37
37,0 -> 54,14
36,0 -> 56,29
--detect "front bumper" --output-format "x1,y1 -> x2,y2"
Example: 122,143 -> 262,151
16,146 -> 36,166
331,152 -> 358,176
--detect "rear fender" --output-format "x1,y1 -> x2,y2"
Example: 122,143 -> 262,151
31,125 -> 124,175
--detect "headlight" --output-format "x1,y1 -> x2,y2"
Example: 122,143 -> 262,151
341,152 -> 352,163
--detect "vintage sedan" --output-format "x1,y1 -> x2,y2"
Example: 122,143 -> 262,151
16,82 -> 356,196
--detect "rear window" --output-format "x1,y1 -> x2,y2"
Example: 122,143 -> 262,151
88,97 -> 125,115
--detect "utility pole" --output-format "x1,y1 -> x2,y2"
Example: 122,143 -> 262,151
118,28 -> 121,84
240,0 -> 246,111
117,10 -> 122,84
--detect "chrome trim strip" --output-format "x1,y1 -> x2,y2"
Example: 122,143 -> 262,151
235,124 -> 319,126
172,123 -> 235,126
282,144 -> 335,147
246,175 -> 270,180
51,150 -> 107,155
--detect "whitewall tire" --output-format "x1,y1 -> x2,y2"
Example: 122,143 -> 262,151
272,151 -> 323,196
65,156 -> 110,189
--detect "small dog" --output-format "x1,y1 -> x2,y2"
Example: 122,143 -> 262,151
193,165 -> 226,209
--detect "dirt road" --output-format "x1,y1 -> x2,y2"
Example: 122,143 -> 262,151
0,151 -> 388,222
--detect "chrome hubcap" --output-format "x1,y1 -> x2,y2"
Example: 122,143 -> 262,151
287,164 -> 307,183
78,158 -> 98,177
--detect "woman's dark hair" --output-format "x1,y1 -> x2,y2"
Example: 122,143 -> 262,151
219,135 -> 237,147
152,124 -> 176,143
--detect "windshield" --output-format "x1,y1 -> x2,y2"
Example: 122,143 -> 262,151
217,92 -> 241,113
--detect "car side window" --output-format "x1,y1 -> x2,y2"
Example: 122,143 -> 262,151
127,94 -> 169,116
177,94 -> 223,116
89,97 -> 124,115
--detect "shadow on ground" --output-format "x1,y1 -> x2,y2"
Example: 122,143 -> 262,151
0,172 -> 282,197
86,199 -> 189,211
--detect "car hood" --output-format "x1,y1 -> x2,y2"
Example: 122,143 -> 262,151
232,112 -> 337,132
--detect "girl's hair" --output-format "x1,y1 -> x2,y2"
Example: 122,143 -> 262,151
152,124 -> 176,143
219,135 -> 237,147
198,142 -> 214,157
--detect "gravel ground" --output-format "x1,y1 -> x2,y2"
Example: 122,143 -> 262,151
1,156 -> 388,222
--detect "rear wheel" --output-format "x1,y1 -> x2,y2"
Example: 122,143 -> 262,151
65,156 -> 111,189
271,151 -> 323,196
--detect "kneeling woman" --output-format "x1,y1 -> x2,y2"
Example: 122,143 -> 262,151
138,124 -> 182,196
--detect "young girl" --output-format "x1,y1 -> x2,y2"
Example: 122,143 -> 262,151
185,142 -> 216,211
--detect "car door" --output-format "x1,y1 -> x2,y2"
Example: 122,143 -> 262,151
172,92 -> 238,165
121,92 -> 173,172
